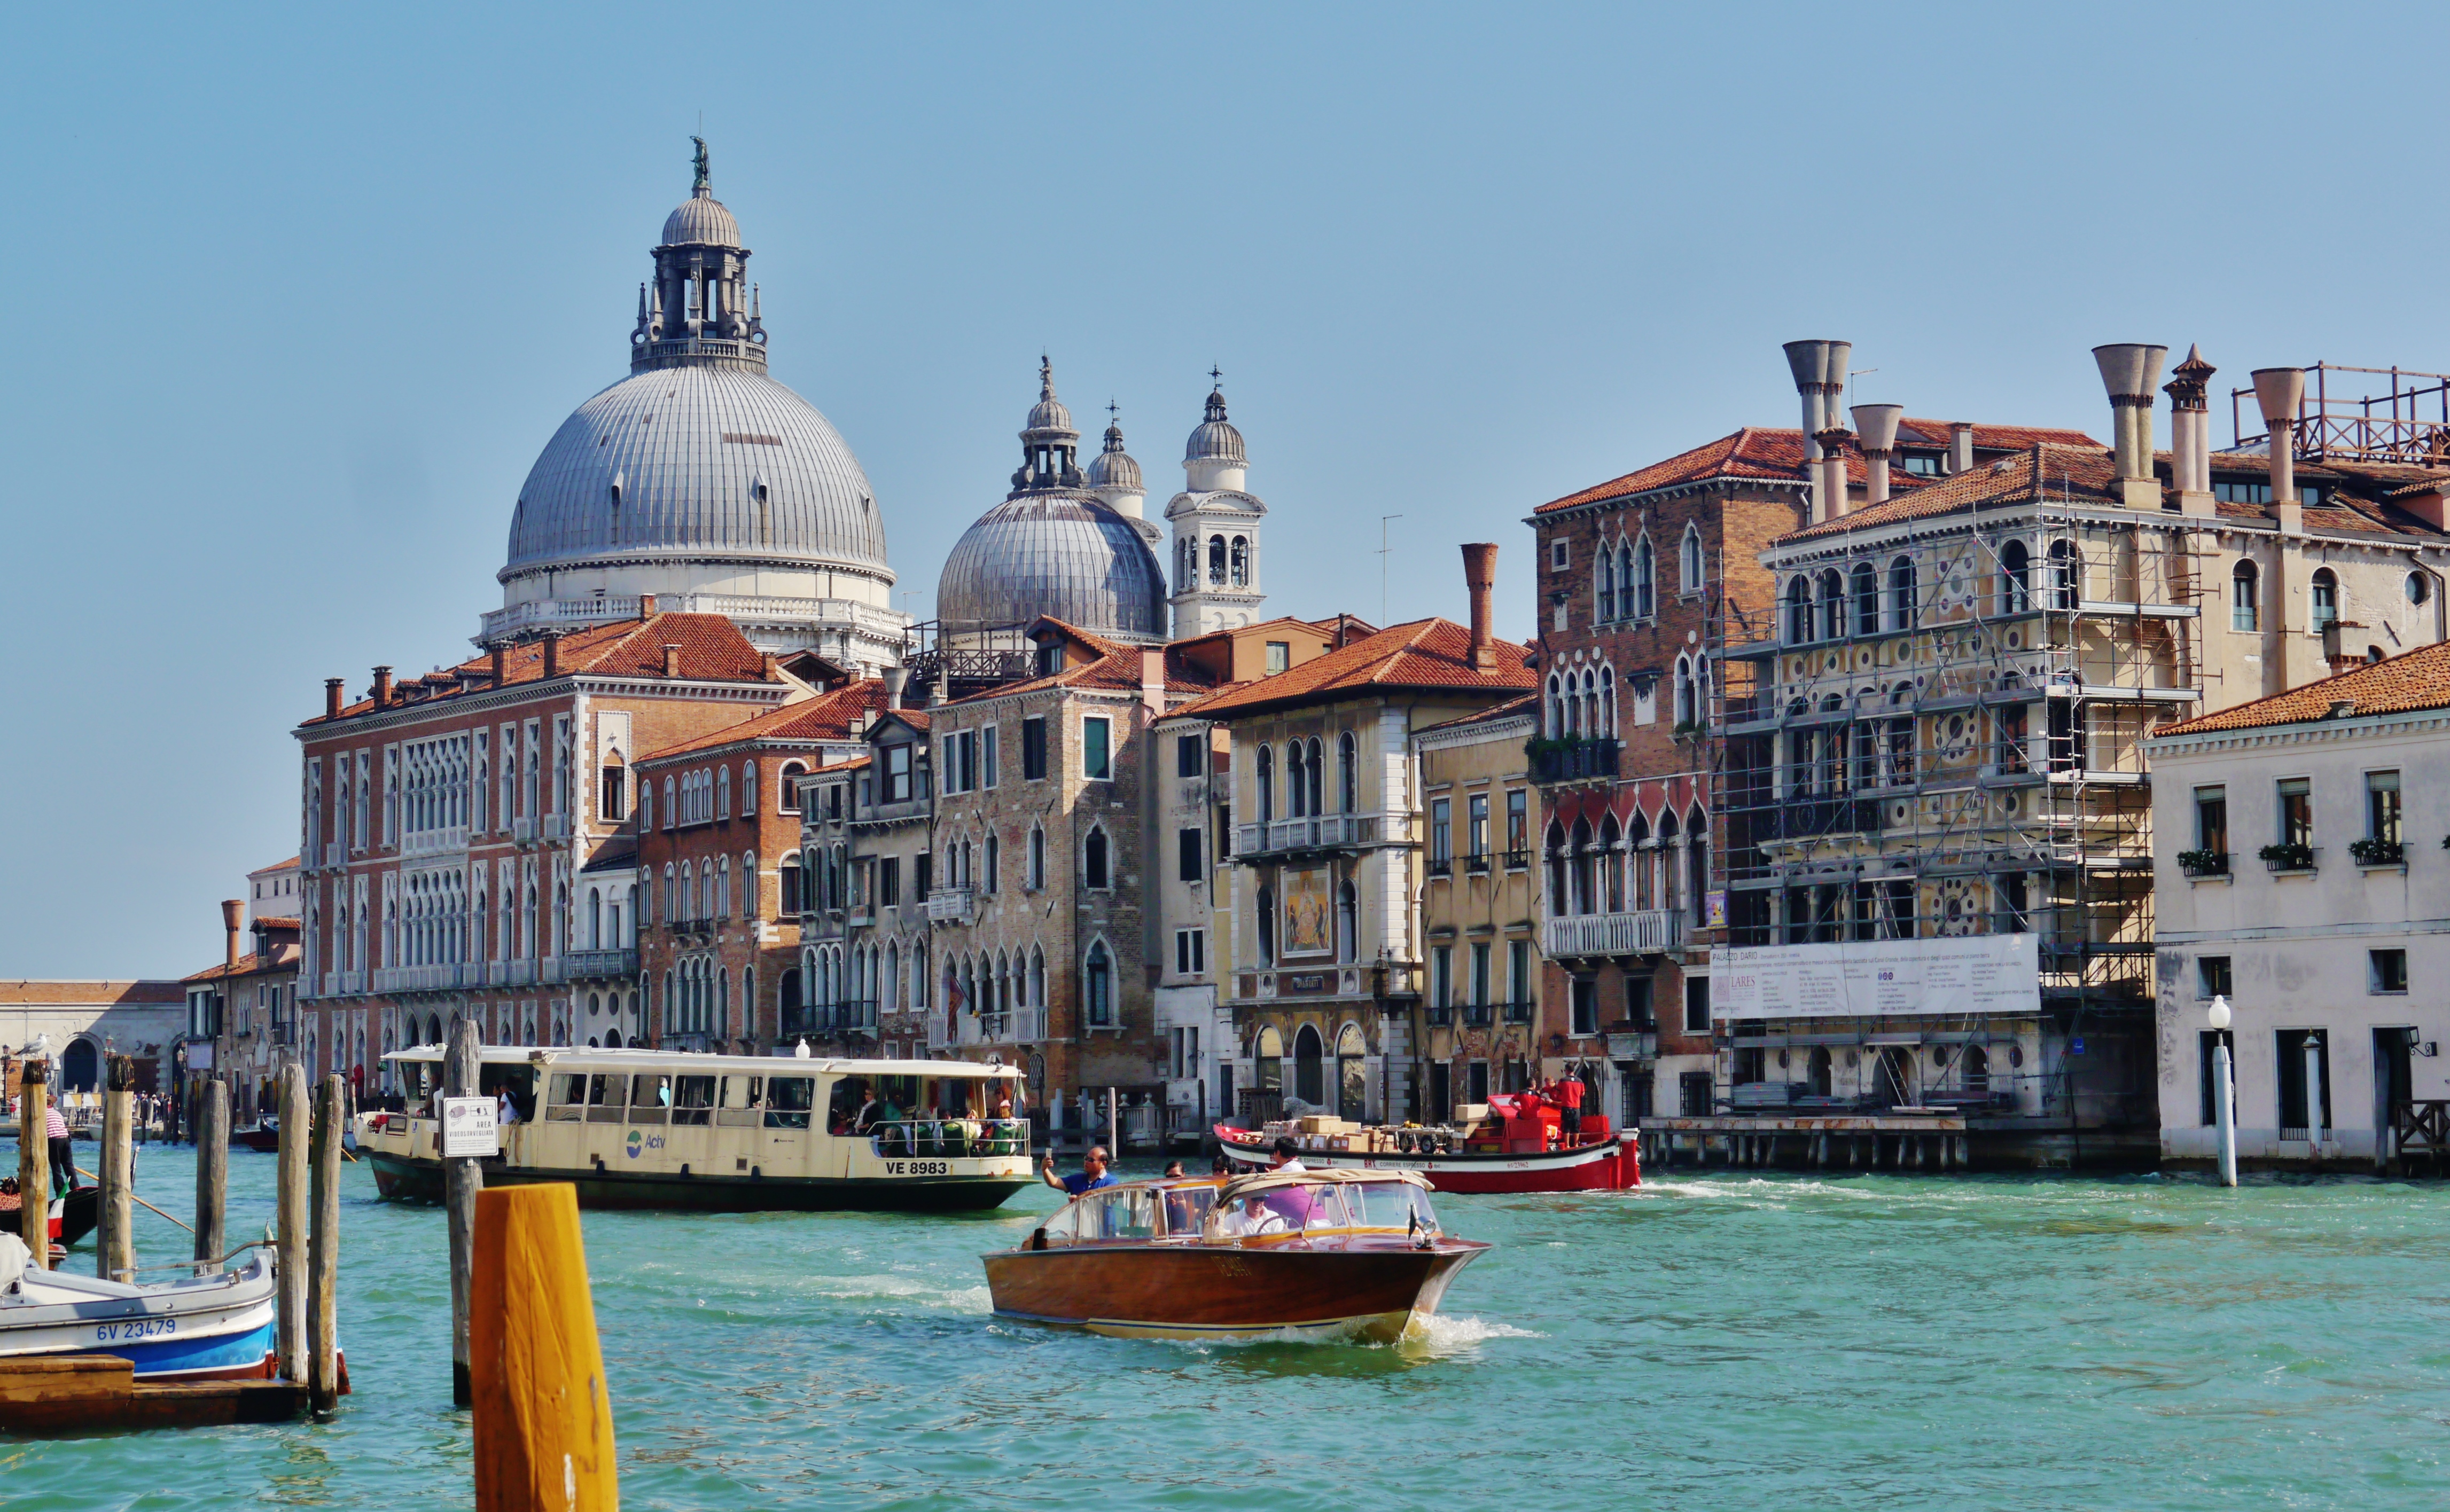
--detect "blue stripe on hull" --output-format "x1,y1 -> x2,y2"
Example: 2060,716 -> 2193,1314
77,1319 -> 276,1380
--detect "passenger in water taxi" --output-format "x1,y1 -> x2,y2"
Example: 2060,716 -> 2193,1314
1042,1146 -> 1117,1195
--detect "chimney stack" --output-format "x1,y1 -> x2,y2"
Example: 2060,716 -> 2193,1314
541,631 -> 563,680
221,898 -> 244,972
1851,404 -> 1904,506
1460,543 -> 1500,672
661,644 -> 682,678
1783,340 -> 1851,518
489,641 -> 508,686
1949,422 -> 1976,474
639,593 -> 658,619
2253,367 -> 2306,518
2164,344 -> 2218,514
324,677 -> 344,720
1812,426 -> 1853,524
1140,645 -> 1167,716
2092,343 -> 2170,509
881,664 -> 908,710
371,665 -> 393,707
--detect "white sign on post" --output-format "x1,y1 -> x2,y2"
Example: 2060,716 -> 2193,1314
440,1095 -> 498,1158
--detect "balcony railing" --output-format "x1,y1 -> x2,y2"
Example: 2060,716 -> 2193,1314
1501,848 -> 1530,871
1465,852 -> 1491,874
564,947 -> 638,980
1426,856 -> 1453,878
1528,738 -> 1620,784
925,888 -> 973,923
1233,811 -> 1412,858
544,813 -> 570,842
513,816 -> 537,844
1460,1002 -> 1493,1028
1542,908 -> 1685,958
322,843 -> 345,869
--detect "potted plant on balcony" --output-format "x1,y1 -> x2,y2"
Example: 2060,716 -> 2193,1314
2175,848 -> 2228,878
2258,841 -> 2316,872
2350,836 -> 2405,867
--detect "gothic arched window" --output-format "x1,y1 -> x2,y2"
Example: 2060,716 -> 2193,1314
1230,536 -> 1250,586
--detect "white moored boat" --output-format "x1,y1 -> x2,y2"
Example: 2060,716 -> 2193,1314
357,1045 -> 1035,1213
0,1236 -> 284,1382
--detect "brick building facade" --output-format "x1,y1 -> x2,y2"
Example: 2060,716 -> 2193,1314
292,610 -> 800,1094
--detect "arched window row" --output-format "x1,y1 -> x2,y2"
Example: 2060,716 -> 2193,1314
1594,531 -> 1657,624
1543,663 -> 1617,739
1543,804 -> 1711,923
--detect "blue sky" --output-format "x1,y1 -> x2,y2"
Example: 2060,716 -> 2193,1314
6,2 -> 2448,976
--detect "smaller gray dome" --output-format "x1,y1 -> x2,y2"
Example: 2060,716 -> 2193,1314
662,191 -> 741,248
937,494 -> 1168,641
1086,421 -> 1142,491
1185,386 -> 1245,464
1025,357 -> 1076,438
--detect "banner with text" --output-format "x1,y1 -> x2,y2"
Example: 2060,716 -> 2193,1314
1714,934 -> 2040,1019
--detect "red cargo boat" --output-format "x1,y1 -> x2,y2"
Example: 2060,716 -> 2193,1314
1213,1096 -> 1638,1195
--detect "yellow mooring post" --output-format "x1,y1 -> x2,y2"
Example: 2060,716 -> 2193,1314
471,1184 -> 618,1512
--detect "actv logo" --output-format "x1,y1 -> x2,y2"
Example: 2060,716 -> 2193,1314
625,1129 -> 643,1160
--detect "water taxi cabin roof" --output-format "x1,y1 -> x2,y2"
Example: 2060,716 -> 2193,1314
379,1045 -> 1021,1079
1218,1168 -> 1430,1203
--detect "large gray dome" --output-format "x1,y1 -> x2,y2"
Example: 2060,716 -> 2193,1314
937,494 -> 1168,641
502,364 -> 888,584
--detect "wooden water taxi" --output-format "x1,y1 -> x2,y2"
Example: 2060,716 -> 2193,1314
982,1169 -> 1487,1343
357,1045 -> 1035,1214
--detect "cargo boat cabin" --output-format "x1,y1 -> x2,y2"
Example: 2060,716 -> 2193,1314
357,1046 -> 1034,1213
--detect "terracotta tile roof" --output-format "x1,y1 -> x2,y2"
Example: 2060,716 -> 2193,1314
1416,691 -> 1540,733
180,945 -> 299,984
306,613 -> 775,726
2157,640 -> 2450,737
1776,444 -> 2119,543
251,856 -> 300,873
940,617 -> 1221,710
637,679 -> 887,763
0,981 -> 187,1006
253,915 -> 300,931
1173,619 -> 1536,719
811,755 -> 872,773
1534,421 -> 2102,515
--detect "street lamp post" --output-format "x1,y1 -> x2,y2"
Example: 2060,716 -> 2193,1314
2209,994 -> 2237,1187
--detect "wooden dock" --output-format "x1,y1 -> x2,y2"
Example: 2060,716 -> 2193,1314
0,1357 -> 309,1435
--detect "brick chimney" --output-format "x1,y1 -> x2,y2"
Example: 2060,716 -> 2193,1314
759,651 -> 777,680
371,665 -> 393,707
324,678 -> 344,720
1140,645 -> 1167,716
221,898 -> 244,972
639,593 -> 658,620
1461,543 -> 1500,672
489,641 -> 508,686
542,631 -> 563,680
661,644 -> 682,678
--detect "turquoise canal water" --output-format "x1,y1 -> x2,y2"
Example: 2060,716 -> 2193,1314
7,1145 -> 2449,1510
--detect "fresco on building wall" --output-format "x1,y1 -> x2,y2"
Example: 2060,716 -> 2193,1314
1283,867 -> 1332,957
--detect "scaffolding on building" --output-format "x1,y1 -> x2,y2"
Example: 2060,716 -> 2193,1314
1705,453 -> 2208,1112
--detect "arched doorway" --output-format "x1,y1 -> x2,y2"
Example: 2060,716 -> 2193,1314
1293,1024 -> 1324,1108
1335,1023 -> 1368,1122
1255,1027 -> 1284,1092
1808,1045 -> 1832,1098
1876,1046 -> 1914,1108
605,1029 -> 623,1049
59,1038 -> 100,1094
1963,1045 -> 1989,1097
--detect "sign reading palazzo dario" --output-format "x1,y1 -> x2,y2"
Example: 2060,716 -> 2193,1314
1715,935 -> 2040,1020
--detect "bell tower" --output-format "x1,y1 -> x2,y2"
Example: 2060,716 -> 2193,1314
1166,376 -> 1268,637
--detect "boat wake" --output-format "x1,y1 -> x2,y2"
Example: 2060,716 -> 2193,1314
798,1272 -> 994,1313
1402,1314 -> 1542,1356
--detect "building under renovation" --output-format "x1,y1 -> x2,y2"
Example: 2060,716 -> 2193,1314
1681,346 -> 2450,1169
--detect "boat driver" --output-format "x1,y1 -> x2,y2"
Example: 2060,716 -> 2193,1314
1041,1145 -> 1118,1196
